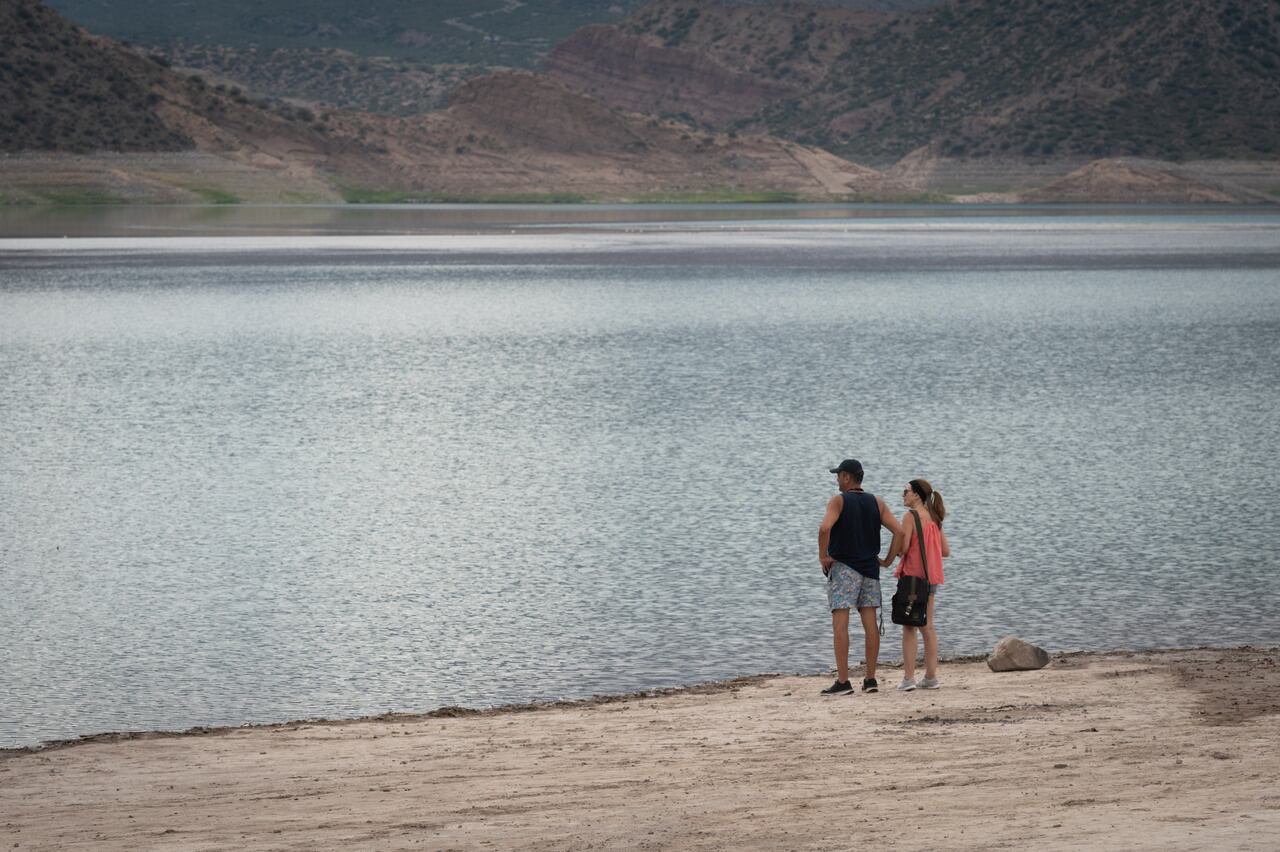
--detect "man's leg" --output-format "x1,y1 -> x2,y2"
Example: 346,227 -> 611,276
831,608 -> 850,683
857,606 -> 879,681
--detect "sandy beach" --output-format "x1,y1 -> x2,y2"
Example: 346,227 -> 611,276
3,646 -> 1278,851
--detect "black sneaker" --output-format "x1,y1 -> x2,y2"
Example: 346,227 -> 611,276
820,679 -> 854,696
862,678 -> 879,693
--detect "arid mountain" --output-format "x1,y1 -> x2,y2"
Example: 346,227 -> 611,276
42,0 -> 1278,172
548,0 -> 1280,164
4,0 -> 1275,204
0,0 -> 919,202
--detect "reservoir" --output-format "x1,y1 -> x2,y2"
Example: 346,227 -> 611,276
2,205 -> 1278,748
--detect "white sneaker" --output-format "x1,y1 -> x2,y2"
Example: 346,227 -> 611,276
896,678 -> 917,691
917,676 -> 940,690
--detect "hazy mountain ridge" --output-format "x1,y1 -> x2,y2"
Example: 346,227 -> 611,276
44,0 -> 648,66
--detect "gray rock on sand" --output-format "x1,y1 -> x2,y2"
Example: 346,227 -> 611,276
987,636 -> 1051,672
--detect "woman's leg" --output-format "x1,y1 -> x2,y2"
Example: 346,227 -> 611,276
902,626 -> 918,680
922,594 -> 939,679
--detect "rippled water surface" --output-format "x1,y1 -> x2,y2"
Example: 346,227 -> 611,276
3,206 -> 1279,748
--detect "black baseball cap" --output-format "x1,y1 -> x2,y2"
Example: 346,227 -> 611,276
828,459 -> 864,477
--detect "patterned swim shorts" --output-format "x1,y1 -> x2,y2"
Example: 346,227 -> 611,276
826,562 -> 881,611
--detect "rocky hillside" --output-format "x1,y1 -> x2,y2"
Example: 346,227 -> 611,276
322,71 -> 916,199
0,0 -> 190,152
545,3 -> 888,126
783,0 -> 1280,161
0,0 -> 378,166
549,0 -> 1280,164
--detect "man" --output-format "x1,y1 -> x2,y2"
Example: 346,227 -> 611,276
817,458 -> 904,695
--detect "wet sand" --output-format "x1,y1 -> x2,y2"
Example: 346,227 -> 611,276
2,646 -> 1278,850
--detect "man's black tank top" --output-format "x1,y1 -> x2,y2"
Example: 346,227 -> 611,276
828,490 -> 882,578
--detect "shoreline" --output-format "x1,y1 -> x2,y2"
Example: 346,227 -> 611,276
2,644 -> 1269,758
3,645 -> 1278,850
2,153 -> 1278,208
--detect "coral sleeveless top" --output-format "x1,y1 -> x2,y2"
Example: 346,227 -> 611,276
896,512 -> 945,585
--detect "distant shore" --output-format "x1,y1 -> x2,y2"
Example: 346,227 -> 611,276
1,152 -> 1277,208
4,646 -> 1277,850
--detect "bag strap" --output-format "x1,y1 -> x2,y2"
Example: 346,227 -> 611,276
909,509 -> 931,587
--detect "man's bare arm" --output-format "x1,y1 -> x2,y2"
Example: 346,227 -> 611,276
879,497 -> 904,536
879,496 -> 905,566
818,494 -> 842,571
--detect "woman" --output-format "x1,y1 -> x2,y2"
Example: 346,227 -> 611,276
881,478 -> 950,691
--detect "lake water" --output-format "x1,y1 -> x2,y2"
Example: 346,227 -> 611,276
2,205 -> 1279,748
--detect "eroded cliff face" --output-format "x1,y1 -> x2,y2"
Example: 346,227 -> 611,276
543,25 -> 795,126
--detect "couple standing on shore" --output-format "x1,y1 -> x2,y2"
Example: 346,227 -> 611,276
817,458 -> 949,695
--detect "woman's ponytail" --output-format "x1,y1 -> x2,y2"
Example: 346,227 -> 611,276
911,478 -> 946,525
927,489 -> 946,525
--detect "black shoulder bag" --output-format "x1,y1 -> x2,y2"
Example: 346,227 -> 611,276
890,509 -> 931,627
